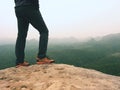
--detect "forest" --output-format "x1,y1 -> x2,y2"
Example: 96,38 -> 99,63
0,33 -> 120,76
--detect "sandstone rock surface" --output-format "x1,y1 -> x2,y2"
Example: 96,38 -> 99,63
0,64 -> 120,90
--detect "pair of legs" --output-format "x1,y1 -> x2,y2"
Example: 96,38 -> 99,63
15,6 -> 48,65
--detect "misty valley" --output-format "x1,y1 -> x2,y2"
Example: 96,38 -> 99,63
0,33 -> 120,76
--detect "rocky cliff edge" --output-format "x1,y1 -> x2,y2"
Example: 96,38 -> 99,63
0,64 -> 120,90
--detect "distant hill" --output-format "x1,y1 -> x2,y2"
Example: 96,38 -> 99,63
101,33 -> 120,41
0,38 -> 15,45
0,33 -> 120,76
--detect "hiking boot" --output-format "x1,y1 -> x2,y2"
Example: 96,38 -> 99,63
36,57 -> 55,64
16,61 -> 30,68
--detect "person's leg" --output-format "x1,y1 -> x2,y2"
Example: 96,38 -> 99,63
28,9 -> 49,59
15,8 -> 29,65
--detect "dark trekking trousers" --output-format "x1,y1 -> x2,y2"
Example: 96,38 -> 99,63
15,6 -> 49,65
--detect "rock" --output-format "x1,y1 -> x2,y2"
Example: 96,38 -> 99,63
0,64 -> 120,90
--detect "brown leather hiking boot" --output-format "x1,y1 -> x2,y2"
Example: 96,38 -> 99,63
36,57 -> 55,64
16,61 -> 30,68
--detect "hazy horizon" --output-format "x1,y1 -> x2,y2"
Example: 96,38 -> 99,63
0,0 -> 120,40
1,32 -> 120,45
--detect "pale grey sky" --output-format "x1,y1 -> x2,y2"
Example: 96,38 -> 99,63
0,0 -> 120,40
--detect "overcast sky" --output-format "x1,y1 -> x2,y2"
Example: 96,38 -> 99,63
0,0 -> 120,40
